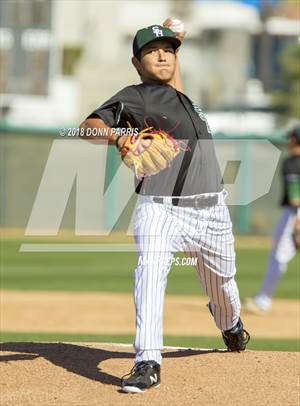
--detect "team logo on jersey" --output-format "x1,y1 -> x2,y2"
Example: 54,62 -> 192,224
192,102 -> 212,135
152,26 -> 163,37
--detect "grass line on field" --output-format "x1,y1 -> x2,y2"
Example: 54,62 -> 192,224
1,230 -> 272,249
0,332 -> 299,352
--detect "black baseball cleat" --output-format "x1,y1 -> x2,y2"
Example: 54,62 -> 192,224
121,360 -> 161,393
222,318 -> 250,352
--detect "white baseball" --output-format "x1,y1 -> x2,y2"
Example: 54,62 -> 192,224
169,18 -> 184,33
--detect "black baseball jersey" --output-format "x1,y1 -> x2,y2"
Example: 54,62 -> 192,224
88,83 -> 223,196
281,154 -> 300,206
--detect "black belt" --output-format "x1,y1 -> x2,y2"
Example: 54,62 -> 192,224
153,195 -> 219,208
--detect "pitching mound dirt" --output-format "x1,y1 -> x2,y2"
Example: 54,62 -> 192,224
0,343 -> 298,406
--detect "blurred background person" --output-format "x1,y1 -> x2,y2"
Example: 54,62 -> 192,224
243,126 -> 300,313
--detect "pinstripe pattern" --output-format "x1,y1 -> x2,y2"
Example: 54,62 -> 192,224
133,189 -> 241,364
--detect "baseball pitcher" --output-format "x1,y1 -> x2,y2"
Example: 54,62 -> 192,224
80,19 -> 250,393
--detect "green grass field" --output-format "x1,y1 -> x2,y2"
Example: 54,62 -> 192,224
1,239 -> 299,298
1,332 -> 299,352
1,239 -> 299,351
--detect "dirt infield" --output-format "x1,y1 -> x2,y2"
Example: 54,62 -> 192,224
1,291 -> 299,338
0,343 -> 299,406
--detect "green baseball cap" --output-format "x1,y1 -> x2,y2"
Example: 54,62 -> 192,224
133,25 -> 181,57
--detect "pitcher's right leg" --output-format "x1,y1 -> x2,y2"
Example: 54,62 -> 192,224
133,200 -> 182,365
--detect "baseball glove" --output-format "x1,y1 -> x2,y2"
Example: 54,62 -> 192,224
118,127 -> 181,179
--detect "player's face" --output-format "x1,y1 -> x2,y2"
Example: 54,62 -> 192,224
133,40 -> 176,84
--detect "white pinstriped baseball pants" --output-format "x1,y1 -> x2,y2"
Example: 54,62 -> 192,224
133,189 -> 241,364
